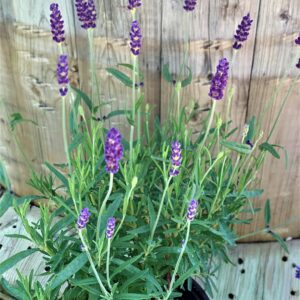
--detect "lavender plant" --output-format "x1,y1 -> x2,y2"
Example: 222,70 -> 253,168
0,3 -> 296,300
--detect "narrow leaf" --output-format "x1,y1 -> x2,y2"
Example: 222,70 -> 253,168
71,86 -> 93,112
45,162 -> 69,188
264,199 -> 271,227
162,63 -> 173,83
181,66 -> 192,88
270,231 -> 289,253
106,67 -> 133,87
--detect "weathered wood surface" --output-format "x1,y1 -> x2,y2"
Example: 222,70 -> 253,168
1,207 -> 299,299
0,1 -> 300,241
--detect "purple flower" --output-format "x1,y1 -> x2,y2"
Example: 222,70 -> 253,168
295,33 -> 300,45
183,0 -> 197,11
296,58 -> 300,69
130,20 -> 142,56
77,208 -> 91,229
128,0 -> 142,10
296,265 -> 300,279
75,0 -> 97,29
233,13 -> 253,50
105,128 -> 124,174
50,3 -> 65,43
57,55 -> 69,96
208,58 -> 229,100
246,140 -> 253,148
106,217 -> 116,239
169,141 -> 182,177
187,199 -> 198,221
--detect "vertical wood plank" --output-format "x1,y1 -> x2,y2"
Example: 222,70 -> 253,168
238,0 -> 300,241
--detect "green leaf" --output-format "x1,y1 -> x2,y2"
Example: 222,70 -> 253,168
259,142 -> 280,159
162,63 -> 173,83
0,248 -> 38,275
114,293 -> 157,300
147,197 -> 155,229
71,86 -> 93,112
106,109 -> 131,120
0,192 -> 13,217
135,94 -> 145,112
270,231 -> 289,253
0,277 -> 27,300
106,67 -> 133,87
5,234 -> 32,242
264,199 -> 271,227
220,140 -> 252,154
45,162 -> 69,189
173,265 -> 199,289
111,254 -> 143,279
0,161 -> 10,189
246,116 -> 256,142
69,133 -> 84,153
49,252 -> 88,290
181,66 -> 192,88
119,269 -> 149,292
9,112 -> 38,131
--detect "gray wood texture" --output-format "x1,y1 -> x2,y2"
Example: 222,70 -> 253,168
0,0 -> 299,241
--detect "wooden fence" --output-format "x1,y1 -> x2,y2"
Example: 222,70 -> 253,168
0,0 -> 299,241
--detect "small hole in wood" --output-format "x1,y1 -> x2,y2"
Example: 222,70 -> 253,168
0,244 -> 2,249
12,225 -> 17,229
290,290 -> 296,296
228,293 -> 234,299
238,258 -> 244,264
292,263 -> 297,268
282,256 -> 288,262
45,266 -> 51,272
241,269 -> 245,274
27,246 -> 32,250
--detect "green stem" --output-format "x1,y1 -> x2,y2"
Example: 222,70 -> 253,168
198,100 -> 216,153
164,221 -> 191,300
96,173 -> 114,241
266,75 -> 299,142
62,97 -> 72,173
106,239 -> 112,290
146,176 -> 172,256
78,230 -> 109,297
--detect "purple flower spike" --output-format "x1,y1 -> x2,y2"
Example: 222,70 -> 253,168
77,208 -> 91,229
183,0 -> 197,11
105,128 -> 124,174
169,141 -> 182,177
295,33 -> 300,45
57,55 -> 69,96
187,199 -> 198,221
130,20 -> 142,56
75,0 -> 97,29
233,13 -> 253,50
208,58 -> 229,101
106,217 -> 116,239
296,58 -> 300,69
128,0 -> 142,10
296,265 -> 300,279
50,3 -> 65,43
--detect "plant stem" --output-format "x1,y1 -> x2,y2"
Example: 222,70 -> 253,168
96,173 -> 114,241
129,55 -> 137,167
106,239 -> 112,290
164,221 -> 191,300
78,230 -> 109,297
198,100 -> 216,153
146,176 -> 172,256
62,97 -> 72,173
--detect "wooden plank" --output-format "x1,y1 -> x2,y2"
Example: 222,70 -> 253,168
238,0 -> 300,241
213,239 -> 300,299
160,0 -> 259,129
0,0 -> 78,195
0,207 -> 47,286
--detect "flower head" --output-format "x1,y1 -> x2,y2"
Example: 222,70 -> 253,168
105,128 -> 124,174
296,58 -> 300,69
128,0 -> 142,10
187,199 -> 198,221
295,34 -> 300,45
77,208 -> 91,229
75,0 -> 97,29
296,265 -> 300,279
57,54 -> 69,96
50,3 -> 65,43
106,217 -> 116,239
233,13 -> 253,49
130,20 -> 142,56
208,58 -> 229,100
183,0 -> 197,11
169,141 -> 182,177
